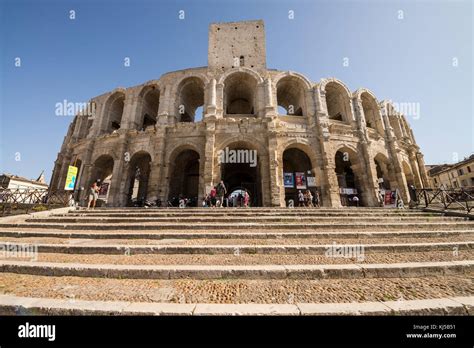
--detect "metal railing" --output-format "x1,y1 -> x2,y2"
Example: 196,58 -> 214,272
414,187 -> 474,214
0,188 -> 72,216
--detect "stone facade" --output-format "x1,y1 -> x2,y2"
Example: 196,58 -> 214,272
50,20 -> 429,207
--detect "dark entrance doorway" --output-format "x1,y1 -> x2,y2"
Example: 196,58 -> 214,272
282,148 -> 316,205
220,145 -> 261,206
168,149 -> 200,206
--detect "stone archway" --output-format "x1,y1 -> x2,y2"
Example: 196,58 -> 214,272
168,149 -> 200,206
334,147 -> 364,206
282,148 -> 315,205
126,151 -> 152,206
218,141 -> 262,206
89,155 -> 115,205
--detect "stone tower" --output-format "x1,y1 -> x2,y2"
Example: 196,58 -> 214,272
208,20 -> 266,71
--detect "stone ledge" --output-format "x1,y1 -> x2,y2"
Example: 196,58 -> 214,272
0,294 -> 471,316
0,260 -> 471,280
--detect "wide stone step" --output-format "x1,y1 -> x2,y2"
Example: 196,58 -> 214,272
1,241 -> 471,255
1,229 -> 472,240
28,216 -> 462,223
0,260 -> 471,279
2,221 -> 473,231
1,272 -> 472,307
0,294 -> 471,315
1,234 -> 471,247
63,211 -> 441,217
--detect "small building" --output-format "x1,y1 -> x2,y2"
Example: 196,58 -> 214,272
427,155 -> 474,189
0,171 -> 49,204
0,172 -> 48,190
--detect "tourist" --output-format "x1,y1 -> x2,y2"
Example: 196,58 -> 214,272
306,190 -> 314,207
352,195 -> 360,207
210,186 -> 217,207
216,180 -> 227,208
297,190 -> 304,207
314,190 -> 320,208
87,181 -> 100,209
243,191 -> 250,207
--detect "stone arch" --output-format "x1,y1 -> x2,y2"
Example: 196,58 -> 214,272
222,71 -> 260,116
402,160 -> 415,187
125,151 -> 152,206
275,74 -> 309,116
356,89 -> 385,136
216,138 -> 265,206
167,147 -> 201,206
89,154 -> 115,205
320,79 -> 353,123
280,141 -> 319,205
373,153 -> 392,190
137,84 -> 161,131
101,91 -> 126,134
175,76 -> 205,122
334,145 -> 364,206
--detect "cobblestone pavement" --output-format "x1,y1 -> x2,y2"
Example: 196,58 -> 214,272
0,273 -> 472,304
1,250 -> 472,265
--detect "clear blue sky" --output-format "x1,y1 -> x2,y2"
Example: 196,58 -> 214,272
0,0 -> 472,183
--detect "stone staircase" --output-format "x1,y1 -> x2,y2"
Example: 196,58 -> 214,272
0,207 -> 473,315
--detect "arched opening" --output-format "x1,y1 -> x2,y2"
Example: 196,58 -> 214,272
325,82 -> 351,122
276,76 -> 305,116
89,155 -> 114,205
402,161 -> 415,187
140,87 -> 160,130
168,149 -> 200,206
177,77 -> 205,123
219,142 -> 261,206
374,154 -> 391,190
224,72 -> 258,116
127,152 -> 152,206
103,92 -> 125,134
361,92 -> 384,135
335,149 -> 363,206
282,148 -> 316,205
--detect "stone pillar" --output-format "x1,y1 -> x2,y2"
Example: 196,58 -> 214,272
107,137 -> 128,207
203,121 -> 216,198
267,130 -> 283,206
416,152 -> 430,188
264,78 -> 276,117
409,152 -> 423,189
122,94 -> 140,131
206,78 -> 217,116
216,83 -> 224,118
353,99 -> 379,206
324,156 -> 342,208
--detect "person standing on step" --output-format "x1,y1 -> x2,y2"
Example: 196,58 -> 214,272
88,181 -> 100,209
243,191 -> 250,207
298,190 -> 304,207
314,190 -> 320,208
216,180 -> 227,208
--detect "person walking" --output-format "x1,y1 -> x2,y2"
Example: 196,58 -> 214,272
352,195 -> 360,207
87,181 -> 100,209
216,180 -> 227,208
297,190 -> 304,207
314,190 -> 320,208
243,191 -> 250,207
210,186 -> 217,208
306,190 -> 314,208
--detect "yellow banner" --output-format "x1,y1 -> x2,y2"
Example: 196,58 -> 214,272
64,165 -> 78,190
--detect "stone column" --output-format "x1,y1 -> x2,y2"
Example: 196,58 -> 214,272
267,130 -> 283,206
206,78 -> 217,117
203,121 -> 216,198
264,78 -> 276,117
107,137 -> 129,207
409,152 -> 423,189
353,99 -> 378,206
122,94 -> 140,130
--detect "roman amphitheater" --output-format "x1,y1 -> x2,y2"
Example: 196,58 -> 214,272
50,19 -> 429,207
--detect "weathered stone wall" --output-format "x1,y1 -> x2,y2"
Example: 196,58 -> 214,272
50,20 -> 429,208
